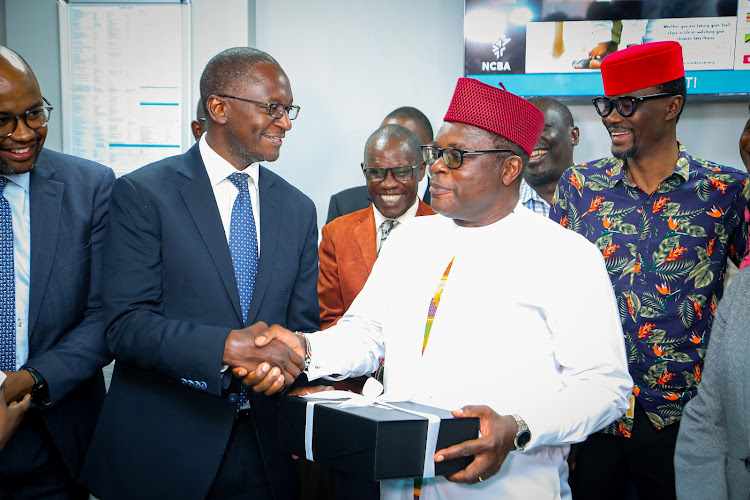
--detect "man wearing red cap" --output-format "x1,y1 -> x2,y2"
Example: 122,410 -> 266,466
249,78 -> 632,499
551,41 -> 750,499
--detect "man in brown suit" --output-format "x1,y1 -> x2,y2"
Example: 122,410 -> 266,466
316,123 -> 434,500
318,124 -> 434,329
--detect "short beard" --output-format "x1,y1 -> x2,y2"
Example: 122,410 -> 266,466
0,157 -> 37,176
613,144 -> 637,160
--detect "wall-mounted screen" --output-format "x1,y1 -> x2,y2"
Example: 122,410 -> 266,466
465,0 -> 750,98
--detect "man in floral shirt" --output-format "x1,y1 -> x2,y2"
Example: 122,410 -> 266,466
551,41 -> 750,500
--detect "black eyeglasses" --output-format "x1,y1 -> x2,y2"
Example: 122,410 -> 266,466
0,97 -> 53,138
421,145 -> 517,169
592,93 -> 675,118
362,164 -> 419,182
215,94 -> 300,120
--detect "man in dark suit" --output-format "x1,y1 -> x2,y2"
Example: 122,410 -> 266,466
325,106 -> 434,223
0,46 -> 115,498
80,47 -> 319,499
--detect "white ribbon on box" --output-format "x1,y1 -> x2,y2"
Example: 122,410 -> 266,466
302,378 -> 441,478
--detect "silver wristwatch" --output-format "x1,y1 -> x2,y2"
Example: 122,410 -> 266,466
511,414 -> 531,451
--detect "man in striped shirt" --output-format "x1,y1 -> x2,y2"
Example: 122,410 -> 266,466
521,97 -> 579,217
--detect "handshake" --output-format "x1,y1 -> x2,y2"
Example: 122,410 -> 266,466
222,321 -> 313,396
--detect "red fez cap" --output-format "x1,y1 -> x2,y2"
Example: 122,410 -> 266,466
443,78 -> 544,156
600,41 -> 684,96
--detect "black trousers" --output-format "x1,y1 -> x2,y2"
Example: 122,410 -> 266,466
0,410 -> 87,500
569,401 -> 679,500
206,410 -> 273,500
331,470 -> 379,500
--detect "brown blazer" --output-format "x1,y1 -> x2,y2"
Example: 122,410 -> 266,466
318,199 -> 435,329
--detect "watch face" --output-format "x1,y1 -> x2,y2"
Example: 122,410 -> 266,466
515,429 -> 531,449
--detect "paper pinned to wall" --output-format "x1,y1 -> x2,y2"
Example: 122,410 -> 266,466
59,3 -> 190,176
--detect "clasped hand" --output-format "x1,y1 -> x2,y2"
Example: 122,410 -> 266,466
224,322 -> 306,395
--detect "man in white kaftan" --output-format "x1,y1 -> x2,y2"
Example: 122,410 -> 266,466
244,78 -> 632,500
306,203 -> 631,500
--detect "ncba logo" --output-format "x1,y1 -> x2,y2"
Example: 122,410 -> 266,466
492,35 -> 511,59
482,61 -> 511,71
483,35 -> 512,71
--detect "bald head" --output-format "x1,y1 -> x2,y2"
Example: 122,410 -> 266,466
524,97 -> 579,203
380,106 -> 433,145
0,45 -> 47,175
527,97 -> 574,129
0,46 -> 33,75
0,46 -> 39,97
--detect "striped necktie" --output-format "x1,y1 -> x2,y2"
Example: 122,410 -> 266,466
378,219 -> 399,256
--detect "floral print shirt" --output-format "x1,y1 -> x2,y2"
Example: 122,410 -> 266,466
550,142 -> 750,436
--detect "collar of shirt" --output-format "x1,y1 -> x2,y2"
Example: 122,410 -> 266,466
519,179 -> 550,206
198,134 -> 261,247
607,141 -> 691,189
199,134 -> 260,193
1,172 -> 30,195
372,196 -> 420,233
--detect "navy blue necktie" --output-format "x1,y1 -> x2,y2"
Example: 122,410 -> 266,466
0,177 -> 16,371
227,172 -> 258,408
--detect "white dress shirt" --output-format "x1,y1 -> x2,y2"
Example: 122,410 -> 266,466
2,173 -> 30,370
199,134 -> 261,250
306,204 -> 632,500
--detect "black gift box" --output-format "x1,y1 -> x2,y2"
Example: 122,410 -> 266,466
279,395 -> 479,481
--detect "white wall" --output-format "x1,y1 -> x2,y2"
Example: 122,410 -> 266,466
254,0 -> 464,229
190,0 -> 251,115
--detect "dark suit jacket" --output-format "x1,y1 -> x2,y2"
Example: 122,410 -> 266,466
325,185 -> 370,224
318,200 -> 434,329
79,143 -> 319,500
0,148 -> 114,477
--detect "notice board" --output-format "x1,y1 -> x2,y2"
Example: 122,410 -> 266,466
59,2 -> 190,176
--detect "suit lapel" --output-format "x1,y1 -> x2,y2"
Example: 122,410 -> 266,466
245,166 -> 278,325
28,154 -> 64,337
178,146 -> 243,324
416,198 -> 436,216
353,207 -> 377,274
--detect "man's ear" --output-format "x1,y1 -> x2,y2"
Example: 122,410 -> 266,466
207,96 -> 228,125
417,161 -> 427,182
501,155 -> 523,186
570,126 -> 580,147
665,95 -> 683,122
191,121 -> 203,141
